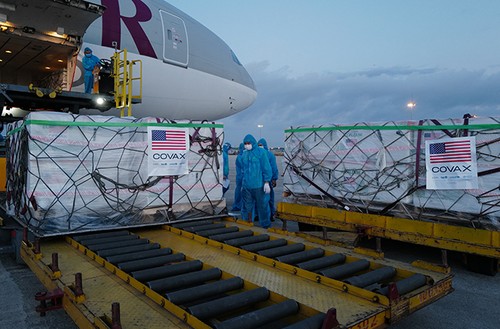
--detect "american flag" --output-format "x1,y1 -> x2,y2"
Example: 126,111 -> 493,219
429,140 -> 472,164
151,129 -> 187,150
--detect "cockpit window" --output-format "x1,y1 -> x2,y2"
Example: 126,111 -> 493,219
231,50 -> 242,66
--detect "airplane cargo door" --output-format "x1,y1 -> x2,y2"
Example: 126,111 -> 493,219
160,11 -> 188,67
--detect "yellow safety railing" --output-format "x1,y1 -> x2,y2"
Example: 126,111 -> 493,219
112,49 -> 142,117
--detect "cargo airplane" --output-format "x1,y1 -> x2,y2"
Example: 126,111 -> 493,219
0,0 -> 256,120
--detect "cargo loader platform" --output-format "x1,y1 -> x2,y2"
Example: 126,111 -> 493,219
21,217 -> 453,328
277,202 -> 500,275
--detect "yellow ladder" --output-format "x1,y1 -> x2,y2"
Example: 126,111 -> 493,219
112,49 -> 143,117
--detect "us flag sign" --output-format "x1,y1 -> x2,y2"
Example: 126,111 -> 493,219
425,137 -> 477,189
148,127 -> 189,176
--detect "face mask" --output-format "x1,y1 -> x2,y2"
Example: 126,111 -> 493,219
259,145 -> 264,148
85,53 -> 92,58
244,144 -> 252,151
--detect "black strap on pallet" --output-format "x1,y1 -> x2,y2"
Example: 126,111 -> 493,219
289,164 -> 350,211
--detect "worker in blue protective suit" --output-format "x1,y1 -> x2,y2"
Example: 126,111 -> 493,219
241,134 -> 272,228
82,47 -> 100,94
231,143 -> 245,211
222,142 -> 231,195
258,138 -> 279,221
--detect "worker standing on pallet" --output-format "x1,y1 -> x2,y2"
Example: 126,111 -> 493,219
241,134 -> 272,228
82,47 -> 100,94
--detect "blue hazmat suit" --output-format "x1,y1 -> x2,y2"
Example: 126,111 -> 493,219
241,134 -> 272,228
258,138 -> 279,219
222,142 -> 231,195
231,143 -> 245,211
82,47 -> 100,94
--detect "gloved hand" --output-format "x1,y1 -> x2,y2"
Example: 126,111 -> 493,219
263,182 -> 271,194
271,180 -> 277,188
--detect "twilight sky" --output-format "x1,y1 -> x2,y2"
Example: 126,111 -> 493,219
169,0 -> 500,147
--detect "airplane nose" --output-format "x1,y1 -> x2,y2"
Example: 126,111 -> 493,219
230,81 -> 257,114
239,85 -> 257,111
233,67 -> 257,112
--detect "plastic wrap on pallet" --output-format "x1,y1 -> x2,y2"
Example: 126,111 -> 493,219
283,116 -> 500,230
5,112 -> 225,236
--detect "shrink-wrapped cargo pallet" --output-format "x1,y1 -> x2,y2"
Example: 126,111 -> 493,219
6,112 -> 225,236
283,116 -> 500,230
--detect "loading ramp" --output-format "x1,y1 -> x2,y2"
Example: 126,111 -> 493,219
277,202 -> 500,275
21,217 -> 453,328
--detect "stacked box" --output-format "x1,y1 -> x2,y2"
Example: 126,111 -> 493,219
283,116 -> 500,230
6,112 -> 225,236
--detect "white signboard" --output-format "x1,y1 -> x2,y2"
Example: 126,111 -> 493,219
425,136 -> 478,189
147,127 -> 189,176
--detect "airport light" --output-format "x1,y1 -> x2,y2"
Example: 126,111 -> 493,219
257,124 -> 263,138
406,101 -> 416,120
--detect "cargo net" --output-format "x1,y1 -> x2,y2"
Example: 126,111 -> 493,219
6,112 -> 226,236
283,116 -> 500,231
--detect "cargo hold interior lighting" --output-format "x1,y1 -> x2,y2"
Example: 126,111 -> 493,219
95,97 -> 105,106
22,26 -> 35,34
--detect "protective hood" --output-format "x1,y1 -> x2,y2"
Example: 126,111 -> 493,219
243,134 -> 257,148
258,138 -> 269,150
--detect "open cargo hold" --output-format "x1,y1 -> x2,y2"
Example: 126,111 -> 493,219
5,112 -> 225,236
283,116 -> 500,231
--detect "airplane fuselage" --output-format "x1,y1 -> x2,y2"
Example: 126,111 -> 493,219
75,0 -> 256,120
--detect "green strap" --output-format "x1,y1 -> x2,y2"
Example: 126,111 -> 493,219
285,123 -> 500,133
7,119 -> 223,136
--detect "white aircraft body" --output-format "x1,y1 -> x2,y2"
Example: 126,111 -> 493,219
0,0 -> 257,120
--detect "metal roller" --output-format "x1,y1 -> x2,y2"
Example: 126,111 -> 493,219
72,230 -> 130,242
258,243 -> 305,258
184,223 -> 226,233
344,266 -> 396,288
148,267 -> 222,292
225,234 -> 270,247
276,248 -> 325,265
187,287 -> 270,320
319,259 -> 370,280
86,238 -> 149,252
166,277 -> 244,305
106,248 -> 172,264
213,299 -> 300,329
118,254 -> 187,272
282,313 -> 326,329
242,239 -> 287,253
78,234 -> 139,246
376,273 -> 427,296
197,226 -> 239,237
132,257 -> 200,282
209,230 -> 254,242
97,243 -> 160,258
171,220 -> 214,229
296,253 -> 346,271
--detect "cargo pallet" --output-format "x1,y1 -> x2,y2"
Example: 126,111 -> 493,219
277,202 -> 500,275
21,218 -> 453,328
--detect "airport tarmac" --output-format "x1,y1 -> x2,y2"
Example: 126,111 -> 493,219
1,154 -> 498,329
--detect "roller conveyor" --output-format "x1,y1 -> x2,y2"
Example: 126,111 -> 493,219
69,230 -> 329,329
20,218 -> 453,329
168,220 -> 420,298
157,218 -> 454,327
